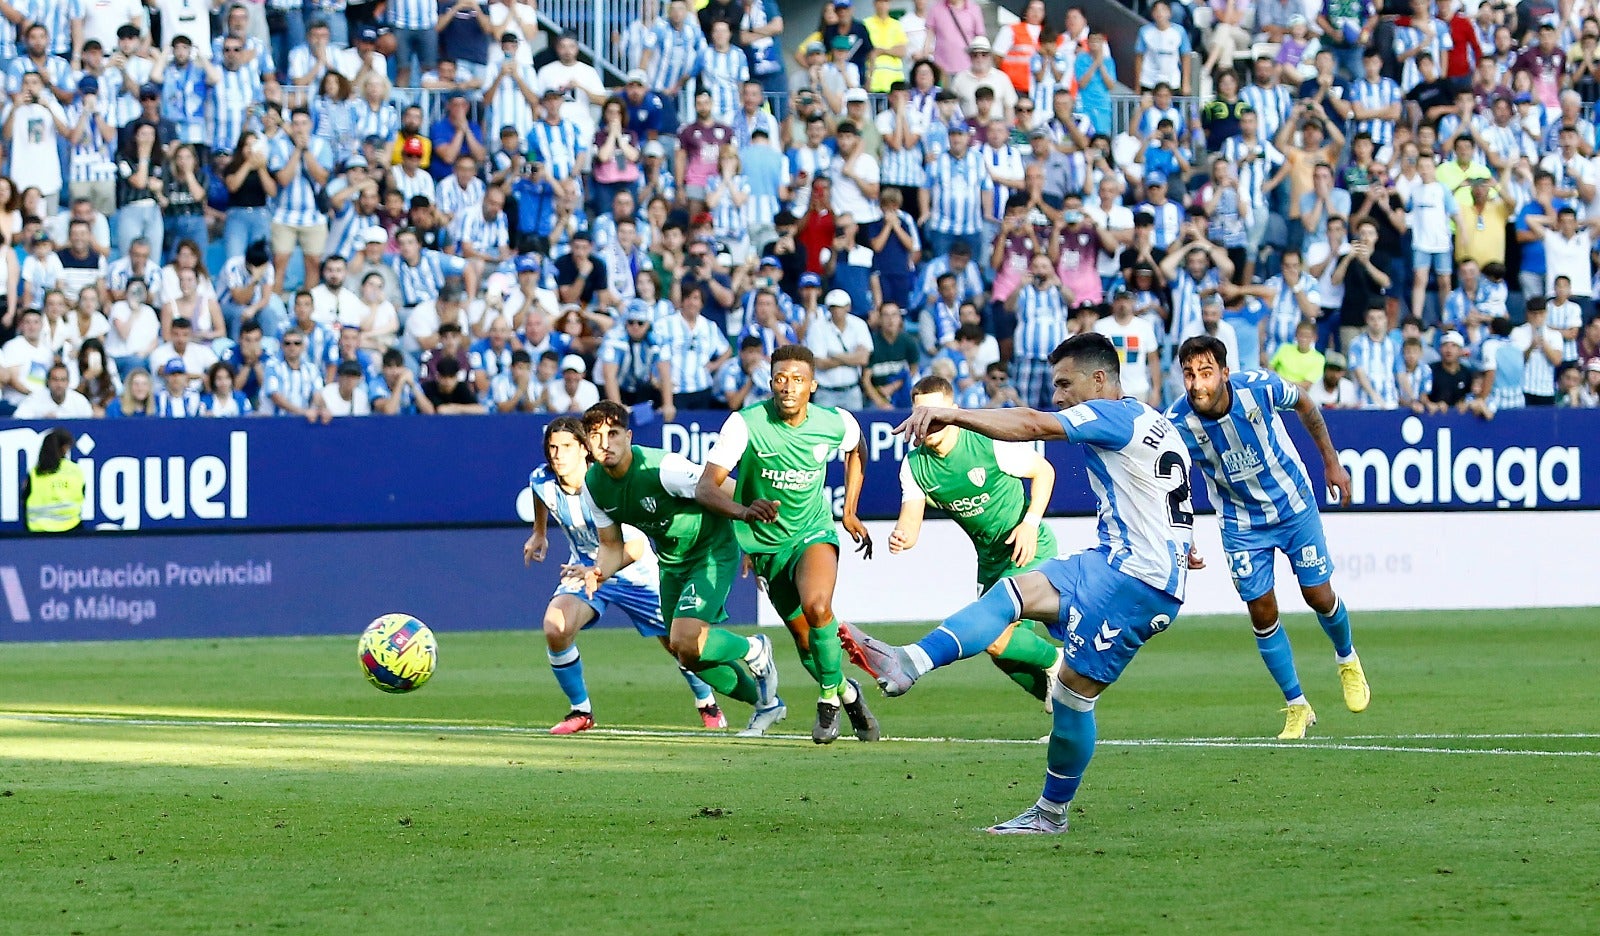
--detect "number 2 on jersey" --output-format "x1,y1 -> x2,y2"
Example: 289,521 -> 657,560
1155,450 -> 1194,529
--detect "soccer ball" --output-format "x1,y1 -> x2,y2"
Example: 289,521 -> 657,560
358,613 -> 437,693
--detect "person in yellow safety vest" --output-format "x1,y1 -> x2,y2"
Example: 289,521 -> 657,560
994,0 -> 1047,94
24,428 -> 85,534
864,0 -> 910,92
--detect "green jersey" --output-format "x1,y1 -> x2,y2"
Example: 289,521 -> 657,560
583,446 -> 736,567
704,400 -> 862,556
901,428 -> 1059,588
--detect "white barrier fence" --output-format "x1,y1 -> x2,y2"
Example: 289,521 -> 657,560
770,511 -> 1600,627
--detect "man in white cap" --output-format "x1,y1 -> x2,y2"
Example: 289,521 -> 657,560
621,68 -> 672,147
804,289 -> 872,409
951,35 -> 1017,118
347,225 -> 401,308
546,353 -> 600,412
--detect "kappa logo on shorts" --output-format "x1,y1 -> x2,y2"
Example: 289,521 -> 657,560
676,583 -> 704,612
967,466 -> 987,487
641,497 -> 657,513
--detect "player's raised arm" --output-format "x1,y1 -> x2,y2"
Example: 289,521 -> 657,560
1293,391 -> 1352,506
695,412 -> 779,523
839,410 -> 872,558
889,458 -> 928,554
894,405 -> 1068,446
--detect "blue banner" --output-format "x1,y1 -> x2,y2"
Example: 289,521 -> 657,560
0,526 -> 761,642
0,408 -> 1591,534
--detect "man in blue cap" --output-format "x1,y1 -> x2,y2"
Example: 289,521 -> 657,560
65,76 -> 119,218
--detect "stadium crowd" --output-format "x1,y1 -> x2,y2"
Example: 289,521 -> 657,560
1,0 -> 1600,422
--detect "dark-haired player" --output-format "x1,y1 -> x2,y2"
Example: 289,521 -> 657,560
1165,335 -> 1367,740
697,344 -> 881,745
524,416 -> 727,735
577,402 -> 788,736
851,334 -> 1196,833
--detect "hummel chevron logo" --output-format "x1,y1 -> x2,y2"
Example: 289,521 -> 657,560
1092,623 -> 1121,652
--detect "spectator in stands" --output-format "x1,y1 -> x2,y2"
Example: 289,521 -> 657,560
200,361 -> 253,416
805,288 -> 872,409
422,355 -> 485,412
718,334 -> 772,409
321,359 -> 373,415
1310,350 -> 1358,408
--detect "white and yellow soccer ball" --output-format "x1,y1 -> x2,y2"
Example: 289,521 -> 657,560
358,613 -> 437,693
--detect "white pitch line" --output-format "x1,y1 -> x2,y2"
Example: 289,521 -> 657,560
2,712 -> 1599,757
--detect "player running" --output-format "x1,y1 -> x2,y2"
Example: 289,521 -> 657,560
874,374 -> 1065,703
1165,335 -> 1369,740
525,417 -> 730,735
575,402 -> 788,737
697,345 -> 881,745
849,333 -> 1196,834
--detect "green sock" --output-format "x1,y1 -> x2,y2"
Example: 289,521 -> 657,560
694,662 -> 761,705
699,627 -> 751,666
992,623 -> 1061,701
791,632 -> 822,685
811,620 -> 844,701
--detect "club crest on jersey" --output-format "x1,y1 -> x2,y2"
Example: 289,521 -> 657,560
1247,407 -> 1265,425
641,497 -> 657,513
967,467 -> 987,487
812,443 -> 831,463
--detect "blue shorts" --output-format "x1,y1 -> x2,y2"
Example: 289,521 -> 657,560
1220,509 -> 1334,603
556,577 -> 667,637
1039,549 -> 1183,686
1412,249 -> 1452,275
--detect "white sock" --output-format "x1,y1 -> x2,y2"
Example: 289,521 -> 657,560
571,700 -> 592,714
819,694 -> 840,708
1286,694 -> 1308,707
905,644 -> 934,677
744,635 -> 765,664
1335,649 -> 1358,665
1035,797 -> 1067,818
839,679 -> 859,705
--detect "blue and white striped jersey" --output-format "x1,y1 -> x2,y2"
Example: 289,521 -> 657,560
6,53 -> 72,95
785,143 -> 835,214
978,141 -> 1026,222
526,118 -> 587,182
927,149 -> 992,235
1393,21 -> 1451,93
392,250 -> 465,307
528,465 -> 658,587
1011,283 -> 1067,361
23,0 -> 83,56
455,208 -> 509,258
212,66 -> 264,155
695,45 -> 749,123
653,311 -> 730,395
706,172 -> 751,238
1477,118 -> 1535,166
160,60 -> 210,145
649,20 -> 704,92
1351,76 -> 1402,147
213,35 -> 276,79
1239,84 -> 1291,141
1169,268 -> 1218,348
481,53 -> 542,143
66,103 -> 117,183
390,165 -> 436,205
352,102 -> 401,145
435,175 -> 485,219
1264,272 -> 1319,358
1346,332 -> 1400,409
716,357 -> 772,405
911,255 -> 984,313
326,183 -> 379,261
1054,397 -> 1194,599
217,255 -> 274,310
731,107 -> 781,151
386,0 -> 438,30
1137,199 -> 1185,250
269,135 -> 335,227
1164,370 -> 1314,534
1136,104 -> 1182,139
876,108 -> 929,187
1220,136 -> 1283,208
263,357 -> 325,413
154,386 -> 203,417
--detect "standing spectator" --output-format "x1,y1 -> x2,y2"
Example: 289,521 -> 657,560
6,72 -> 70,213
1513,299 -> 1564,407
804,288 -> 871,409
863,301 -> 918,408
157,36 -> 211,148
928,0 -> 984,78
1135,1 -> 1190,94
951,37 -> 1016,118
1346,304 -> 1399,409
925,124 -> 990,260
114,123 -> 167,259
1094,288 -> 1162,405
650,0 -> 705,125
676,90 -> 733,209
696,21 -> 751,126
389,0 -> 441,88
269,107 -> 335,294
1526,208 -> 1600,319
1006,252 -> 1068,409
655,285 -> 731,419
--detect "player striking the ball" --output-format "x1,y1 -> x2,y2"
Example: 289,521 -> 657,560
525,417 -> 729,734
576,402 -> 788,736
850,334 -> 1196,834
1165,335 -> 1369,739
697,345 -> 881,745
872,374 -> 1065,703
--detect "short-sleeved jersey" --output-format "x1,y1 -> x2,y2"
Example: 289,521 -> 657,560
1164,371 -> 1316,533
582,446 -> 736,568
901,429 -> 1060,586
529,466 -> 656,588
1054,397 -> 1194,599
704,400 -> 862,556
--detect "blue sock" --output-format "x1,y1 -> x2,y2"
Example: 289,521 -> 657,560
680,666 -> 715,705
548,646 -> 589,711
914,582 -> 1022,670
1316,597 -> 1355,659
1042,685 -> 1097,807
1255,623 -> 1304,703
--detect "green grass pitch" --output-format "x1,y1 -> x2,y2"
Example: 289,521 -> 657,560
3,610 -> 1598,934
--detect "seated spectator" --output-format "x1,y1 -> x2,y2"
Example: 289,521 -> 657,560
322,360 -> 374,416
200,361 -> 253,416
491,348 -> 539,413
154,358 -> 203,417
422,355 -> 486,413
717,335 -> 772,409
14,362 -> 93,419
1308,350 -> 1359,408
1269,319 -> 1325,391
545,353 -> 600,413
105,367 -> 155,417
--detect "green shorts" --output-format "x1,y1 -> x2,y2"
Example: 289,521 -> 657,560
748,529 -> 839,623
659,541 -> 741,626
